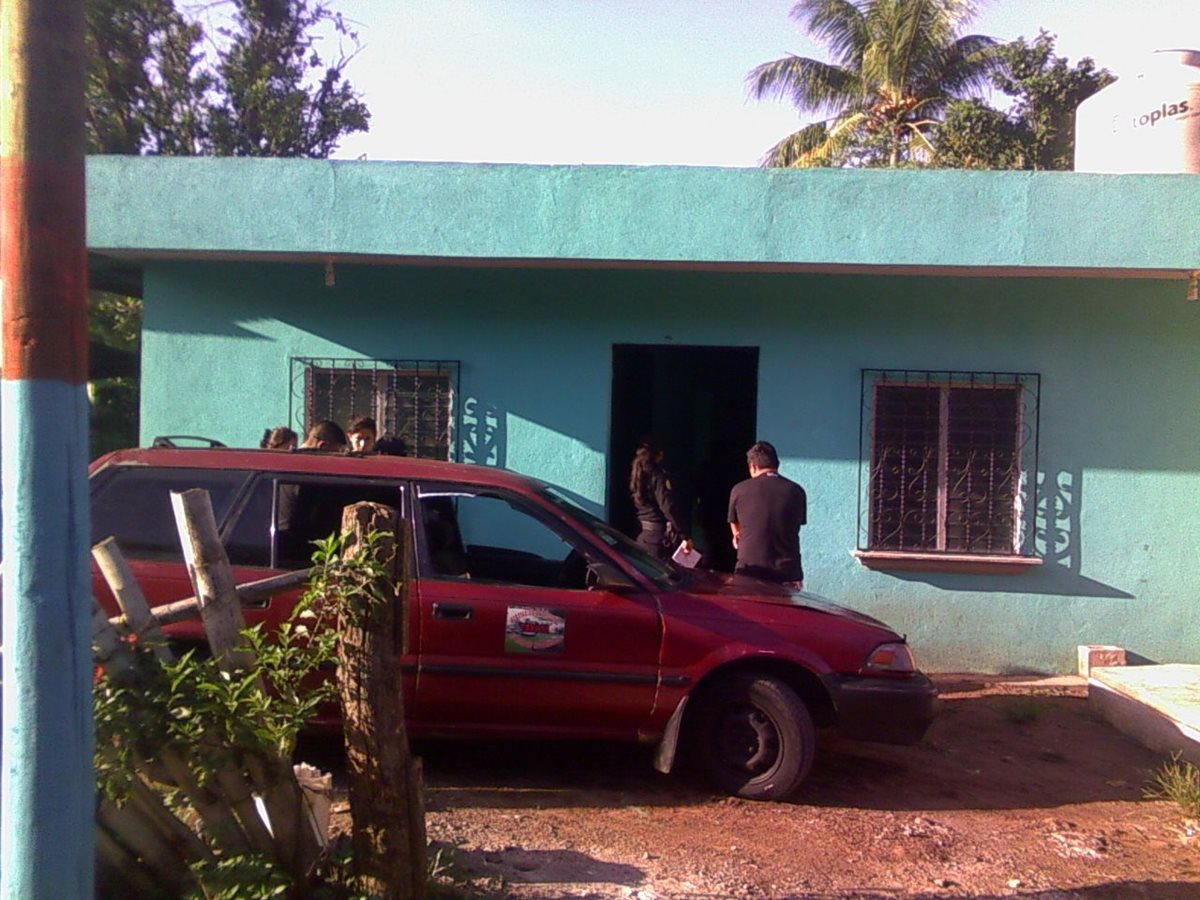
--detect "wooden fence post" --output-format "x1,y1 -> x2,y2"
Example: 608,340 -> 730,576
170,489 -> 254,672
338,502 -> 426,899
169,488 -> 322,878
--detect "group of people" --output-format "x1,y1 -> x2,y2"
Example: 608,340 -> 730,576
630,438 -> 807,589
260,418 -> 805,586
258,416 -> 408,456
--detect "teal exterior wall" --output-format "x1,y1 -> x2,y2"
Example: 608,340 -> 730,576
139,260 -> 1200,674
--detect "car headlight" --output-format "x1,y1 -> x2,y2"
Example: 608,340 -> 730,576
863,641 -> 917,675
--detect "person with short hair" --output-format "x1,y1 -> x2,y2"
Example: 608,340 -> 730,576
727,440 -> 807,588
260,425 -> 297,450
300,420 -> 348,452
346,415 -> 377,453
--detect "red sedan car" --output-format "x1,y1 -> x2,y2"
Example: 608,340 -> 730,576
90,445 -> 937,800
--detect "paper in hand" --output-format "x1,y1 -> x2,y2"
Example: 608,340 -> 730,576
671,541 -> 702,568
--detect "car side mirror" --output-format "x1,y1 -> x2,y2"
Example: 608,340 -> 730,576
586,561 -> 638,593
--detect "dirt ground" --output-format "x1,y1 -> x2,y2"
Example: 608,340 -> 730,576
321,675 -> 1200,899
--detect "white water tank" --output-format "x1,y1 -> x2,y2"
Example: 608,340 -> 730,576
1075,49 -> 1200,173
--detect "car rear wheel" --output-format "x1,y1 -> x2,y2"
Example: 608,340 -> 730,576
690,673 -> 815,801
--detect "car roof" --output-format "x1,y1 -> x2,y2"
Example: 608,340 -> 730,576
90,446 -> 544,493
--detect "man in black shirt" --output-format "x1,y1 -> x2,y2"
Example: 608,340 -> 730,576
727,441 -> 807,587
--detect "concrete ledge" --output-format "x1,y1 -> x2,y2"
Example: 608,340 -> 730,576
1088,664 -> 1200,765
1077,644 -> 1126,677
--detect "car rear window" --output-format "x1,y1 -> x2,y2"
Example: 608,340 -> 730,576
225,475 -> 406,570
90,466 -> 251,561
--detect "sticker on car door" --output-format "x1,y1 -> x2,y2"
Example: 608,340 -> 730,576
504,607 -> 566,653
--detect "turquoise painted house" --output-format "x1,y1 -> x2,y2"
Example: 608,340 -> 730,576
86,156 -> 1200,674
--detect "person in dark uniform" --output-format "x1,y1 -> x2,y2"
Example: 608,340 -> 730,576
629,437 -> 692,561
727,440 -> 807,587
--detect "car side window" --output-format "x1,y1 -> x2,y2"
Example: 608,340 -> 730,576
223,478 -> 275,568
417,486 -> 588,589
227,476 -> 406,570
90,467 -> 251,561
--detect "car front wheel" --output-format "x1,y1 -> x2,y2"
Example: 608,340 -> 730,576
690,673 -> 815,801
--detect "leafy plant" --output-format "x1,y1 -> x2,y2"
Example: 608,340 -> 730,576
184,854 -> 291,899
1145,752 -> 1200,818
304,528 -> 396,632
94,528 -> 397,895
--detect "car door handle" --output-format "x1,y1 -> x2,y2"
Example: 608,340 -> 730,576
432,602 -> 473,621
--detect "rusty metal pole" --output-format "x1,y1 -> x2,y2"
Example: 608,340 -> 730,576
0,0 -> 93,894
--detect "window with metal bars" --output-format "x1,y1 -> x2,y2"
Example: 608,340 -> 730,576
859,370 -> 1040,556
290,358 -> 460,460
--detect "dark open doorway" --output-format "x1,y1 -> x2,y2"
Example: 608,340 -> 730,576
608,344 -> 758,572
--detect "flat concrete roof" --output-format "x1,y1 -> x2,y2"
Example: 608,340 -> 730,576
86,157 -> 1200,277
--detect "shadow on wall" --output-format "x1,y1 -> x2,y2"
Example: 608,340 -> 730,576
883,467 -> 1133,599
456,399 -> 606,519
461,397 -> 506,468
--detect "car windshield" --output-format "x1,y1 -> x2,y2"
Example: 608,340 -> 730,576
536,484 -> 679,589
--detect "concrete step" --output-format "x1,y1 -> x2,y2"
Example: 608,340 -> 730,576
1088,663 -> 1200,765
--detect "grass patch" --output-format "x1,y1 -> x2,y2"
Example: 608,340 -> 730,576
1002,697 -> 1043,725
1144,753 -> 1200,817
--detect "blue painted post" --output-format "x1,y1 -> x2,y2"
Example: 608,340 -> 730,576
0,0 -> 93,895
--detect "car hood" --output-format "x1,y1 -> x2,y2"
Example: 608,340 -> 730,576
675,569 -> 894,631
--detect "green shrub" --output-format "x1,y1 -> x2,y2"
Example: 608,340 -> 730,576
1145,752 -> 1200,818
95,531 -> 394,897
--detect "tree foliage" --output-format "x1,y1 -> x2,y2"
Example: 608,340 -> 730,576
85,0 -> 211,154
89,293 -> 143,457
935,31 -> 1115,170
84,0 -> 370,157
933,98 -> 1028,169
748,0 -> 1002,167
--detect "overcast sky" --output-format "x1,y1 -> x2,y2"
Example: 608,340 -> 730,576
320,0 -> 1200,167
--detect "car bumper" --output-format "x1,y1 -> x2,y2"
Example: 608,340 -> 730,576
824,673 -> 939,745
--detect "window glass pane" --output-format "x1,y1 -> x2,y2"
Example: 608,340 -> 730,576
276,479 -> 404,569
225,478 -> 274,568
538,484 -> 677,587
945,387 -> 1019,553
91,467 -> 249,560
870,386 -> 940,551
418,491 -> 582,588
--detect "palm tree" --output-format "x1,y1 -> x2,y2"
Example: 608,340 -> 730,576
748,0 -> 1001,167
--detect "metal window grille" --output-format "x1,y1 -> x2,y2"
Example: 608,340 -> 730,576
290,358 -> 460,460
857,369 -> 1040,555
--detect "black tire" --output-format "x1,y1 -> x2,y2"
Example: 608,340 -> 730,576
690,673 -> 816,801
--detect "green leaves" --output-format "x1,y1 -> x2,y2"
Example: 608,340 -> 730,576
751,5 -> 1112,170
185,854 -> 291,899
93,528 -> 400,897
750,0 -> 1000,168
85,0 -> 370,158
85,0 -> 210,154
934,31 -> 1114,170
93,527 -> 395,798
934,98 -> 1030,169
